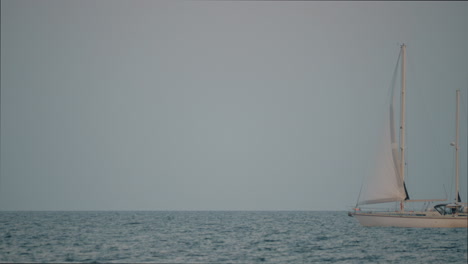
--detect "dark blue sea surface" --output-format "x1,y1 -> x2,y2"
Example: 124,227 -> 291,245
0,211 -> 467,263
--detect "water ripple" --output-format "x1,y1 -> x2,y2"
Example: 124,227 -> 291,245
0,211 -> 466,263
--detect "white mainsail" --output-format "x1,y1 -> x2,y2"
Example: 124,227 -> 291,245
358,79 -> 407,205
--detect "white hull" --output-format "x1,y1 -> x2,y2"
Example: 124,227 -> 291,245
354,212 -> 468,228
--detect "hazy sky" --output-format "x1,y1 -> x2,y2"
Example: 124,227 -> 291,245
1,0 -> 467,211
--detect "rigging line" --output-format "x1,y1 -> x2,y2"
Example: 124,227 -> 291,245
460,90 -> 468,131
443,184 -> 448,201
449,148 -> 455,201
451,91 -> 461,202
460,90 -> 467,200
355,180 -> 364,208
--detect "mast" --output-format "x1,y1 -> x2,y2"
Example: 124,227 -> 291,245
455,89 -> 460,204
400,44 -> 407,211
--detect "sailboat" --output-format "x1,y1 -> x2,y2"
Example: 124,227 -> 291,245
349,44 -> 468,228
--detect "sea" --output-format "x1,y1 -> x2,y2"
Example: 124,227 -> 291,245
0,211 -> 467,263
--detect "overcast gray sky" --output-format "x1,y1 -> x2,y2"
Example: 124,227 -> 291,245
1,0 -> 467,211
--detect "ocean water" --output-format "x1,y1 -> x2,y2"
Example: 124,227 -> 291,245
0,211 -> 466,263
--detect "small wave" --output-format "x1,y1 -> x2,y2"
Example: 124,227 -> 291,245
124,222 -> 142,225
316,236 -> 329,241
